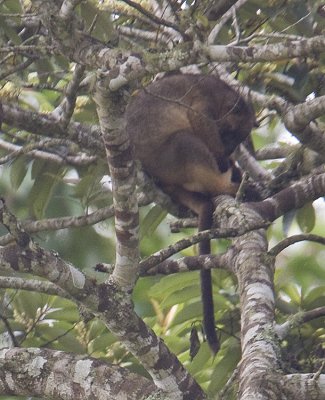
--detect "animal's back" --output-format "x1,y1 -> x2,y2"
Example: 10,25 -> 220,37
126,75 -> 228,164
126,74 -> 255,184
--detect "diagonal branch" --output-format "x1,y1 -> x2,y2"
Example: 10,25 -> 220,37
275,307 -> 325,340
121,0 -> 183,34
251,172 -> 325,221
1,102 -> 103,153
207,0 -> 249,44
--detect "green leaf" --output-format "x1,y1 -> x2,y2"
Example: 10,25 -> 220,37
1,0 -> 21,13
148,272 -> 198,300
10,156 -> 29,190
161,285 -> 200,308
29,160 -> 65,218
79,2 -> 113,42
35,321 -> 72,341
35,59 -> 53,85
73,164 -> 105,205
195,12 -> 209,29
140,205 -> 168,240
208,337 -> 241,396
89,332 -> 117,354
87,319 -> 106,340
303,286 -> 325,309
188,342 -> 212,377
0,16 -> 21,45
172,301 -> 203,325
279,283 -> 301,306
296,202 -> 316,233
37,322 -> 85,353
13,290 -> 45,319
45,305 -> 80,323
133,276 -> 158,317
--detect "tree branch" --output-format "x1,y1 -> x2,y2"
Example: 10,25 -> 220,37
207,0 -> 249,44
0,276 -> 70,298
0,211 -> 206,399
275,307 -> 325,340
142,251 -> 235,276
281,373 -> 325,399
121,0 -> 182,34
1,102 -> 103,153
0,138 -> 96,166
212,196 -> 281,398
52,63 -> 86,128
0,347 -> 160,400
94,74 -> 139,288
139,219 -> 269,273
269,234 -> 325,257
207,35 -> 325,62
252,173 -> 325,221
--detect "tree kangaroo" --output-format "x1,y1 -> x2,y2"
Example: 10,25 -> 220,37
126,73 -> 256,353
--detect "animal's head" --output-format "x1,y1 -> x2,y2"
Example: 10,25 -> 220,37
216,86 -> 256,155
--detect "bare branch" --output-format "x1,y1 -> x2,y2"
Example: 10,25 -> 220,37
269,234 -> 325,257
236,144 -> 273,181
212,196 -> 279,398
0,44 -> 53,57
139,218 -> 270,273
207,35 -> 325,62
275,307 -> 325,340
143,251 -> 235,276
52,63 -> 86,127
283,96 -> 325,131
117,25 -> 170,43
0,58 -> 36,80
94,75 -> 139,288
0,205 -> 115,246
252,173 -> 325,221
207,0 -> 249,45
0,234 -> 204,398
256,144 -> 300,160
60,0 -> 83,20
1,102 -> 103,153
0,276 -> 70,299
0,347 -> 160,399
0,138 -> 96,166
281,373 -> 325,399
120,0 -> 182,34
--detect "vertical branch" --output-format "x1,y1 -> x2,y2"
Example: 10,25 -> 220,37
52,63 -> 86,127
94,74 -> 139,288
236,230 -> 281,399
214,197 -> 282,399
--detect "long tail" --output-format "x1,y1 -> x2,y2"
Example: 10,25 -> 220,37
199,201 -> 220,354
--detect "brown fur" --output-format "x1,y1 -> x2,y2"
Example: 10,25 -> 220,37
126,74 -> 255,353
